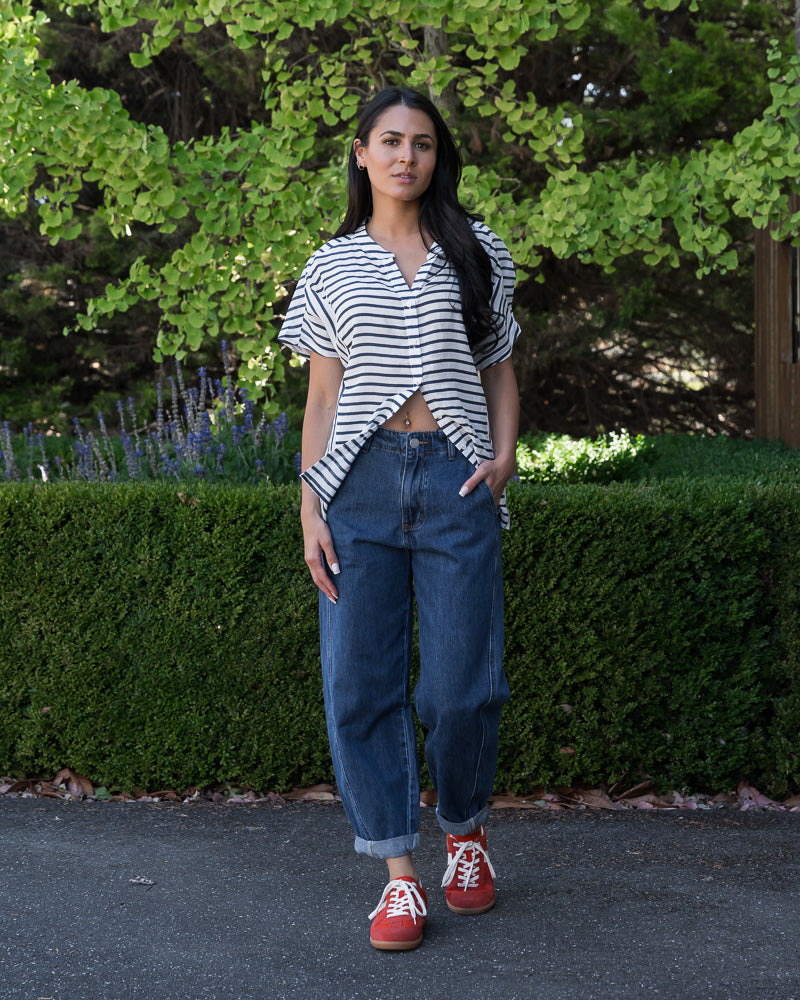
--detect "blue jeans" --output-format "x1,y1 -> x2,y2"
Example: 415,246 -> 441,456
320,429 -> 509,859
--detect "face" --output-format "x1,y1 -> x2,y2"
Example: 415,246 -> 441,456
353,104 -> 438,207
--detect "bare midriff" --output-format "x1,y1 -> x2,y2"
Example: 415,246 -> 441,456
381,388 -> 440,432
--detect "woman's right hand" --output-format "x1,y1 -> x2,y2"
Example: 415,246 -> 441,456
301,503 -> 340,604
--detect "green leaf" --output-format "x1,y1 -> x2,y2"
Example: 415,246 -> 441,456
153,186 -> 176,208
497,46 -> 521,71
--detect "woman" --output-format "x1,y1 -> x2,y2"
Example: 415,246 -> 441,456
279,86 -> 520,951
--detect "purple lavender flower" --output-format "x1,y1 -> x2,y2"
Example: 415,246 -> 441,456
156,383 -> 165,439
223,378 -> 236,421
121,429 -> 139,479
221,339 -> 232,377
239,387 -> 255,432
167,376 -> 185,449
1,350 -> 298,486
199,410 -> 213,452
272,412 -> 289,446
126,395 -> 137,433
161,454 -> 179,478
74,437 -> 94,480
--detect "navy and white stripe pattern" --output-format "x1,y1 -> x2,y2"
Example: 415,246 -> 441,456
279,220 -> 521,528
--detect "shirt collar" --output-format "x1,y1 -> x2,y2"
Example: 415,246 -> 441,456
351,224 -> 444,263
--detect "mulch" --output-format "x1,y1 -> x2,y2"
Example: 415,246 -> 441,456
3,768 -> 799,813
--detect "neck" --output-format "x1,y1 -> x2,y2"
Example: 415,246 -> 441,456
367,196 -> 422,241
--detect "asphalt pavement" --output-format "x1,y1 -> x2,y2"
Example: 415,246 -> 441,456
1,797 -> 798,1000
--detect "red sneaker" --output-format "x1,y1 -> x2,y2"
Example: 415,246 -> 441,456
441,826 -> 496,914
368,877 -> 428,951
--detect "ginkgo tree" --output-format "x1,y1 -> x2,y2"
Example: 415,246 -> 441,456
1,0 -> 799,399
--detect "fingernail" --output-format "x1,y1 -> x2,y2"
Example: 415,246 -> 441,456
459,486 -> 468,497
331,562 -> 341,575
329,595 -> 337,605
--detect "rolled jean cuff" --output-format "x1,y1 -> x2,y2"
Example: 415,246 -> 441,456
354,831 -> 420,859
436,804 -> 490,837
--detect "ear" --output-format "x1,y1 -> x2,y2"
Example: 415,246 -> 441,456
353,138 -> 365,169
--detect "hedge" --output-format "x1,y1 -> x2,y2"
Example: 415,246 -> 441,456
1,479 -> 798,797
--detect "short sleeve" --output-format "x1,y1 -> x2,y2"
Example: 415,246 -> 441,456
472,229 -> 522,371
278,257 -> 339,359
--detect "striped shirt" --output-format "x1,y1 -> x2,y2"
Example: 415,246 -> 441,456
279,220 -> 521,527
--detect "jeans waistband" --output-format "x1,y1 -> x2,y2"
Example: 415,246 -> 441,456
364,427 -> 455,458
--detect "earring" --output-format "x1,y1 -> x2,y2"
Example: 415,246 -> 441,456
357,161 -> 365,171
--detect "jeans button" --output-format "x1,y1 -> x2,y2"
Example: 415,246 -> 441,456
409,437 -> 420,449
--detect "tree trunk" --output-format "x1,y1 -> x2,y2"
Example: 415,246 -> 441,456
423,23 -> 457,121
796,0 -> 800,56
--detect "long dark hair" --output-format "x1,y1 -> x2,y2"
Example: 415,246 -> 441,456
334,87 -> 498,352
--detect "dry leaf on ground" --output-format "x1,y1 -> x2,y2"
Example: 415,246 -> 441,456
2,772 -> 798,812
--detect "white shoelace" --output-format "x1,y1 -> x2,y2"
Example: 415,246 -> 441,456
441,837 -> 496,891
368,879 -> 427,923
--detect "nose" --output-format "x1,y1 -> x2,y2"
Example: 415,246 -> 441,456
398,142 -> 416,164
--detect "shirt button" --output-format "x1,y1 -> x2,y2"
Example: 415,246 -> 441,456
409,437 -> 420,449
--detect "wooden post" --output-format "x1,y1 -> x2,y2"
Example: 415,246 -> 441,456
754,195 -> 800,445
755,7 -> 800,444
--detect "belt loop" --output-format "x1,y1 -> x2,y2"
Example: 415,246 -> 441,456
361,433 -> 373,454
447,437 -> 456,461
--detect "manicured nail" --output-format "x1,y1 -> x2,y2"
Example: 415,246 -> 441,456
459,486 -> 468,497
329,595 -> 337,605
331,562 -> 341,575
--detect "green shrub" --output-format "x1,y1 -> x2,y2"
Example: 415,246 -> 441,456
502,479 -> 800,796
516,430 -> 800,485
0,478 -> 798,797
633,433 -> 800,483
517,430 -> 653,484
0,482 -> 326,790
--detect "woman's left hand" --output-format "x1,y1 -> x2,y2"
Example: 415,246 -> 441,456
462,358 -> 520,506
459,454 -> 517,507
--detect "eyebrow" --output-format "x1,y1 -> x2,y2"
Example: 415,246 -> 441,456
378,130 -> 435,141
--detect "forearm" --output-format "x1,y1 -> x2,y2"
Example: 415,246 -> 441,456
298,353 -> 344,601
481,357 -> 519,471
459,358 -> 519,504
300,401 -> 335,515
300,352 -> 344,517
